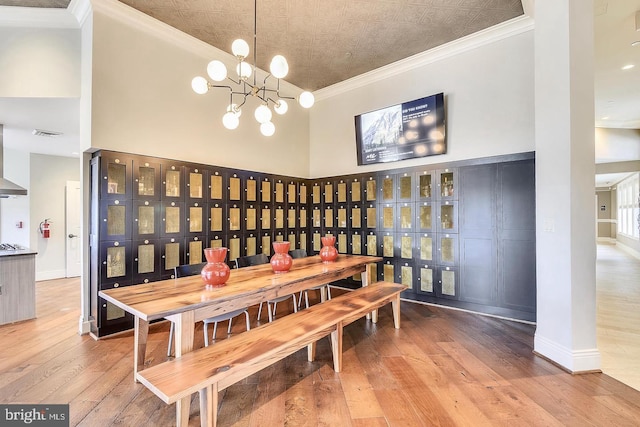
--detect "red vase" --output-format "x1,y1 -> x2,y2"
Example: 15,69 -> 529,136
271,241 -> 293,273
319,235 -> 338,263
201,247 -> 230,287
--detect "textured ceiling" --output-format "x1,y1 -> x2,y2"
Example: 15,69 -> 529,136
116,0 -> 524,91
0,0 -> 70,7
0,0 -> 524,90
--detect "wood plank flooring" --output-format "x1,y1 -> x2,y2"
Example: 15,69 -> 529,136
1,258 -> 640,426
597,243 -> 640,391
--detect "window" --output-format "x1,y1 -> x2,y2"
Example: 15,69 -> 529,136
616,174 -> 639,239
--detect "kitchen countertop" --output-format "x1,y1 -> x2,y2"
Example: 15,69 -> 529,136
0,247 -> 37,257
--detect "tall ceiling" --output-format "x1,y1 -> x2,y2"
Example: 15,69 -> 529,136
0,0 -> 639,187
115,0 -> 525,91
0,0 -> 525,92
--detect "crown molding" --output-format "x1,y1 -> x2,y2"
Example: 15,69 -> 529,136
314,15 -> 535,101
521,0 -> 535,18
91,0 -> 305,94
0,5 -> 79,28
69,0 -> 92,27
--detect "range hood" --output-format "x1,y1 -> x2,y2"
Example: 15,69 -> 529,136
0,124 -> 28,197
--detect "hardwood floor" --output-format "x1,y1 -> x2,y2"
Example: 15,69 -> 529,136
2,272 -> 640,426
597,243 -> 640,391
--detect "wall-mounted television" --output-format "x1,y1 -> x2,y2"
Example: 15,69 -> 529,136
355,92 -> 446,166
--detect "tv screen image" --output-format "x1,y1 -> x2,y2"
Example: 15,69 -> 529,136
355,92 -> 446,166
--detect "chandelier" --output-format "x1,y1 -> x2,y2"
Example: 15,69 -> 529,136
191,0 -> 315,137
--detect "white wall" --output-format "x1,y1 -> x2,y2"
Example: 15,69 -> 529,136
308,31 -> 535,178
0,17 -> 82,280
533,0 -> 598,372
0,147 -> 30,246
90,0 -> 310,177
30,154 -> 80,281
595,128 -> 640,163
0,27 -> 80,97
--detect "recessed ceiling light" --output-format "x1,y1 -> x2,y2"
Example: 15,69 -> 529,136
632,41 -> 640,47
622,64 -> 635,70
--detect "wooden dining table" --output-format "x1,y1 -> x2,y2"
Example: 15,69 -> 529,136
99,254 -> 381,426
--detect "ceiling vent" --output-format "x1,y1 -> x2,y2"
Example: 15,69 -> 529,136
32,129 -> 63,137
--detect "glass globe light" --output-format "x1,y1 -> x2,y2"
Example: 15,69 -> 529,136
227,104 -> 242,117
222,111 -> 240,130
191,76 -> 209,94
269,55 -> 289,79
260,121 -> 275,136
274,99 -> 288,115
207,60 -> 227,81
231,39 -> 250,58
299,91 -> 315,108
254,104 -> 272,124
236,62 -> 252,79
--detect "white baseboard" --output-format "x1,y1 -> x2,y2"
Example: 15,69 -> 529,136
78,316 -> 91,335
596,237 -> 616,244
534,334 -> 601,373
36,269 -> 67,281
615,241 -> 640,261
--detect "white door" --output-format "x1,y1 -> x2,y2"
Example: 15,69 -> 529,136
66,180 -> 81,277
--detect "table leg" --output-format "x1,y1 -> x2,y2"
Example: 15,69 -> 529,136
362,264 -> 373,320
133,317 -> 149,382
175,311 -> 196,427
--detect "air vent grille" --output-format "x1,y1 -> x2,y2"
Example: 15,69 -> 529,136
32,129 -> 63,137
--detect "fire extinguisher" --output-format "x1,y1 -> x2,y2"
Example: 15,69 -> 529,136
39,219 -> 51,239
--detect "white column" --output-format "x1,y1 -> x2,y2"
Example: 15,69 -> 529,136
534,0 -> 600,371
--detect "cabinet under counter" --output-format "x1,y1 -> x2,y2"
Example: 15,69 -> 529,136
0,249 -> 37,325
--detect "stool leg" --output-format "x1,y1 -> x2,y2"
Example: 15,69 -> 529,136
167,322 -> 175,357
213,322 -> 218,342
227,318 -> 233,334
203,323 -> 209,347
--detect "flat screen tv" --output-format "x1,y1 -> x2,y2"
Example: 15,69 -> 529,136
354,92 -> 446,166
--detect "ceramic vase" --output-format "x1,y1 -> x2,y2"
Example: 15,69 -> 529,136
201,247 -> 230,287
270,241 -> 293,273
319,235 -> 339,263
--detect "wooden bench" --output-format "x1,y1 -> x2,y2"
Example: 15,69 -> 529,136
136,281 -> 406,427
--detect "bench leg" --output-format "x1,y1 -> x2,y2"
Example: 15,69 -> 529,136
331,322 -> 343,372
176,397 -> 190,427
392,295 -> 401,329
134,317 -> 149,382
200,383 -> 218,427
372,308 -> 379,324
